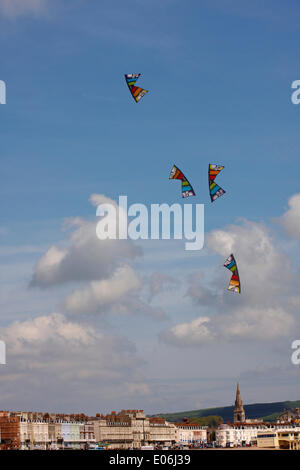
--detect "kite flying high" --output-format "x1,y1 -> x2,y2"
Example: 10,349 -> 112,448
208,164 -> 226,202
125,73 -> 148,103
169,165 -> 195,198
224,254 -> 241,293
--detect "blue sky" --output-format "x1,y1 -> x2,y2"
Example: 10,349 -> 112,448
0,0 -> 300,415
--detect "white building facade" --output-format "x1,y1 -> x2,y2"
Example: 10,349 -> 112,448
175,423 -> 207,445
216,423 -> 265,447
216,422 -> 300,448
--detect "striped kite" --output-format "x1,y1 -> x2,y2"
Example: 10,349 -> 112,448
208,164 -> 226,202
169,165 -> 195,198
224,254 -> 241,293
125,73 -> 148,103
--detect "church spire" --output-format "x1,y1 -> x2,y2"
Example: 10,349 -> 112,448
235,383 -> 242,406
234,383 -> 245,423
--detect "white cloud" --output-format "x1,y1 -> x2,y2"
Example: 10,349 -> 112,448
0,0 -> 47,17
0,313 -> 150,411
31,195 -> 141,287
0,312 -> 140,379
29,195 -> 167,320
3,312 -> 96,356
161,317 -> 215,347
162,306 -> 295,347
277,194 -> 300,240
64,264 -> 142,315
162,217 -> 298,347
207,220 -> 293,302
221,306 -> 294,341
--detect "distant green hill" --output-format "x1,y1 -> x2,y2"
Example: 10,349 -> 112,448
153,400 -> 300,424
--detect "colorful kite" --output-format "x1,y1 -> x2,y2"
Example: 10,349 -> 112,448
224,254 -> 241,293
125,73 -> 148,103
169,165 -> 195,198
208,164 -> 226,202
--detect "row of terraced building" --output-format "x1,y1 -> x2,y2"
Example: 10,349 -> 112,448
0,409 -> 208,450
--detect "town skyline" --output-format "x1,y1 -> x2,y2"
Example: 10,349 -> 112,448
1,384 -> 300,450
0,383 -> 298,421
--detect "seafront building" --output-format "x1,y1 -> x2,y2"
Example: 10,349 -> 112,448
92,410 -> 178,449
175,419 -> 207,445
215,385 -> 300,449
216,421 -> 300,448
0,408 -> 201,450
0,411 -> 95,450
257,428 -> 300,450
277,408 -> 300,423
216,422 -> 263,447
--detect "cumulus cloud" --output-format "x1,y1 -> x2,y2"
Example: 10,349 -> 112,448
30,194 -> 166,320
277,194 -> 300,240
3,313 -> 96,356
162,217 -> 299,347
1,312 -> 139,384
207,220 -> 293,303
162,306 -> 295,347
64,264 -> 142,315
30,195 -> 141,288
161,317 -> 215,347
222,307 -> 295,340
0,313 -> 149,411
0,0 -> 47,17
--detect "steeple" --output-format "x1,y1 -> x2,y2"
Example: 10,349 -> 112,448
234,383 -> 245,423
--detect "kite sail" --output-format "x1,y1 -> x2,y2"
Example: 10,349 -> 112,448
169,165 -> 195,198
208,164 -> 226,202
125,73 -> 148,103
224,254 -> 241,293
